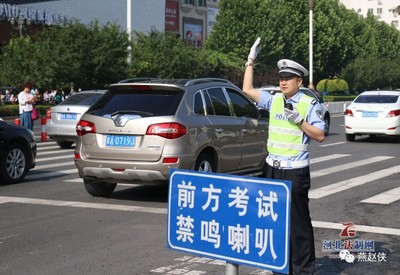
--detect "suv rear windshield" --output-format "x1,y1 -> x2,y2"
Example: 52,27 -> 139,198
355,94 -> 399,104
86,88 -> 184,116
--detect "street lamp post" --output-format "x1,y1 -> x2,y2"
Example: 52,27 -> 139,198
10,14 -> 31,37
308,0 -> 314,89
127,0 -> 132,66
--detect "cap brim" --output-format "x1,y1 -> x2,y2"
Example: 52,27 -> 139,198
279,71 -> 300,78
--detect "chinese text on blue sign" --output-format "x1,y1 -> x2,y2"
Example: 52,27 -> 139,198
167,169 -> 291,273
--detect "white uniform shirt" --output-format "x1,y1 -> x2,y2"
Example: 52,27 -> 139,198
18,91 -> 34,114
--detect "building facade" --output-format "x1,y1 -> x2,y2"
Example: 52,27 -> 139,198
0,0 -> 221,46
339,0 -> 400,30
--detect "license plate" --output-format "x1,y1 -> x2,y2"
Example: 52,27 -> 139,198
362,111 -> 378,118
60,113 -> 78,120
106,135 -> 136,147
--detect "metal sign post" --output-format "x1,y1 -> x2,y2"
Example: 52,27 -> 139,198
167,169 -> 291,274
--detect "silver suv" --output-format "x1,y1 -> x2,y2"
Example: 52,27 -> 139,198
74,78 -> 268,197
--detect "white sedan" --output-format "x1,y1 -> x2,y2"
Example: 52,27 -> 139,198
344,90 -> 400,141
46,90 -> 106,148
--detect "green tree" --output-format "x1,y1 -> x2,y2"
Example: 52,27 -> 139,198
87,21 -> 129,87
205,0 -> 400,89
129,30 -> 203,78
341,56 -> 400,91
129,30 -> 241,81
0,21 -> 129,89
0,37 -> 34,87
316,78 -> 349,94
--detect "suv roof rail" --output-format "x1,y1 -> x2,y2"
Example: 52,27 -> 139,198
118,77 -> 158,83
184,78 -> 232,87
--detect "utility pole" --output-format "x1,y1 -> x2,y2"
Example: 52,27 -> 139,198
127,0 -> 132,66
308,0 -> 314,89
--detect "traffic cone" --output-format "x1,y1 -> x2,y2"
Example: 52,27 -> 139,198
41,117 -> 47,142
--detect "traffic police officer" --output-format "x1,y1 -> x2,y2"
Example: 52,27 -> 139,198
242,37 -> 325,275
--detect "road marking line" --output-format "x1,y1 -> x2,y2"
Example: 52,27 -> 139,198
63,178 -> 141,189
310,154 -> 350,164
361,187 -> 400,204
319,142 -> 346,147
64,178 -> 83,182
312,221 -> 400,236
34,161 -> 75,170
36,141 -> 56,146
36,150 -> 74,156
309,165 -> 400,199
26,168 -> 78,180
1,195 -> 399,236
37,145 -> 62,150
36,155 -> 73,162
310,156 -> 394,179
0,196 -> 167,214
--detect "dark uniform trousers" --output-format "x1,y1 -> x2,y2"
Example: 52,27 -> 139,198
266,164 -> 315,275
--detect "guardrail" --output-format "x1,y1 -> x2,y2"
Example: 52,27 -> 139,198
325,101 -> 351,115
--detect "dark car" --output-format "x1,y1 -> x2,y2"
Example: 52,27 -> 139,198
0,119 -> 37,184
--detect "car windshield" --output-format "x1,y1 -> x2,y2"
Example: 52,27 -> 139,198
87,88 -> 184,116
354,94 -> 399,104
59,93 -> 104,106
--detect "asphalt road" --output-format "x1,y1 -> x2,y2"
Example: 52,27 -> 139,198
0,115 -> 399,275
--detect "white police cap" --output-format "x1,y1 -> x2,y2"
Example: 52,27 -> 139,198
277,59 -> 309,78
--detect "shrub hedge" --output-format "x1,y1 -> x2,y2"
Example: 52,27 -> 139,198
323,95 -> 357,102
0,104 -> 51,117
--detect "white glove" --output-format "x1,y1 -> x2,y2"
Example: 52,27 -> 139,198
248,37 -> 261,61
284,105 -> 303,125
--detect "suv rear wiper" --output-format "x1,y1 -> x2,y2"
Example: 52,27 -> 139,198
111,110 -> 154,117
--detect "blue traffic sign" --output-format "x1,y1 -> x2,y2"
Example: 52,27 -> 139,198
167,169 -> 291,273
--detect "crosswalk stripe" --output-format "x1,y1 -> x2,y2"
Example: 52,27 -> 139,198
31,146 -> 398,205
36,150 -> 74,156
37,145 -> 64,150
310,154 -> 350,164
64,178 -> 82,183
26,168 -> 78,180
361,187 -> 400,204
319,141 -> 346,147
310,156 -> 394,179
312,220 -> 400,236
36,141 -> 56,146
36,155 -> 73,162
309,165 -> 400,199
34,161 -> 75,170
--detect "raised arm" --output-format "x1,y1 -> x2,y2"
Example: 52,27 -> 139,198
242,37 -> 262,103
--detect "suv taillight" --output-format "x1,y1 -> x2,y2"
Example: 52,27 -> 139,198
387,109 -> 400,117
344,109 -> 353,116
76,120 -> 96,136
146,123 -> 187,139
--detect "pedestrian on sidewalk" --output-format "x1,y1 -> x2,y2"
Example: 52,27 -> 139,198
18,80 -> 36,130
